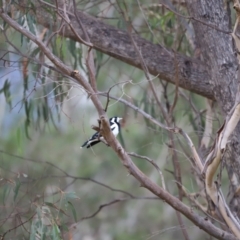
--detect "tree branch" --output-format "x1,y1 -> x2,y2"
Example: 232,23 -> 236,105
1,9 -> 238,239
17,0 -> 213,99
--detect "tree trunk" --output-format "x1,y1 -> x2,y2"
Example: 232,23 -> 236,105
186,0 -> 240,217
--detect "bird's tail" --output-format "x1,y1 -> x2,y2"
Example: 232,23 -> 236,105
81,141 -> 89,148
81,140 -> 101,148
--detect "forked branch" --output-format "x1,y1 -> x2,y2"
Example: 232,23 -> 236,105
203,92 -> 240,237
0,8 -> 238,240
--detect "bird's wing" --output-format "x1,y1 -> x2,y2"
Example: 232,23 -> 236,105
81,131 -> 103,148
90,131 -> 101,140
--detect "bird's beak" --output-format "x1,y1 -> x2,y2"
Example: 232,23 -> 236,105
119,118 -> 123,126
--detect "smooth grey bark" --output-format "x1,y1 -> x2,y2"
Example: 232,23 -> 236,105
186,0 -> 240,217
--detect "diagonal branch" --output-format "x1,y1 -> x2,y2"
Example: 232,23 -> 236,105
204,92 -> 240,237
79,197 -> 158,222
0,9 -> 238,240
128,152 -> 166,190
17,0 -> 213,99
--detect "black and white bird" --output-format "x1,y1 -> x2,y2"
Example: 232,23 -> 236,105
81,117 -> 122,148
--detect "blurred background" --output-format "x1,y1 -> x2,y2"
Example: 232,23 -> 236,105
0,0 -> 230,239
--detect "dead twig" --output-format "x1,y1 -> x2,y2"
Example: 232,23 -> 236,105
128,152 -> 166,190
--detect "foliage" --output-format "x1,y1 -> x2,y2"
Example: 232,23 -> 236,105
0,0 -> 238,240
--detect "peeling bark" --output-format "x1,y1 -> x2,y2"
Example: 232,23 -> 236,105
4,0 -> 240,237
186,0 -> 240,219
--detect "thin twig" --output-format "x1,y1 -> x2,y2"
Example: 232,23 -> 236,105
1,213 -> 35,239
79,196 -> 158,221
128,152 -> 166,190
161,2 -> 231,34
0,150 -> 135,198
169,52 -> 179,117
1,10 -> 238,239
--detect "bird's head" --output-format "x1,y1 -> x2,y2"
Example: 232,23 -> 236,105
115,117 -> 122,123
110,116 -> 123,125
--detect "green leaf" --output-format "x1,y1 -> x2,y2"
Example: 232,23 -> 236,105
17,15 -> 25,26
36,206 -> 42,221
13,179 -> 21,202
64,192 -> 80,201
132,98 -> 139,118
53,81 -> 58,99
77,46 -> 83,69
1,79 -> 12,108
61,223 -> 69,232
69,40 -> 77,69
67,201 -> 77,222
23,74 -> 29,91
2,184 -> 11,205
42,225 -> 48,240
26,14 -> 36,35
20,33 -> 24,46
37,105 -> 41,128
24,100 -> 29,121
25,118 -> 31,140
52,224 -> 61,239
188,111 -> 198,133
119,130 -> 125,149
30,2 -> 36,13
42,103 -> 49,122
44,201 -> 55,208
16,128 -> 23,153
30,221 -> 37,240
96,50 -> 103,63
3,20 -> 7,29
30,47 -> 41,58
45,202 -> 69,217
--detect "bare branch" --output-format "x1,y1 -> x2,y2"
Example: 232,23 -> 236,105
99,92 -> 204,173
201,100 -> 213,149
1,8 -> 239,240
128,152 -> 166,190
169,52 -> 180,118
1,214 -> 35,239
17,0 -> 213,99
79,197 -> 158,222
0,150 -> 136,198
161,1 -> 231,34
204,93 -> 240,237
